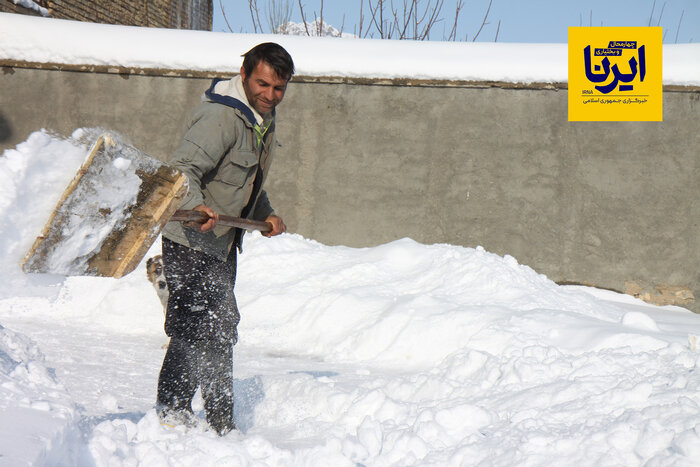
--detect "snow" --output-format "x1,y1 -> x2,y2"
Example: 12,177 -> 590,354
43,133 -> 143,275
1,12 -> 699,85
276,19 -> 349,38
3,130 -> 149,278
11,0 -> 48,17
2,130 -> 700,465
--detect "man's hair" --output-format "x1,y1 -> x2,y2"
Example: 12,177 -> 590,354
241,42 -> 295,81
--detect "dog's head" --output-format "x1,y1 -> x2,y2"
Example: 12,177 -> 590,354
146,255 -> 168,292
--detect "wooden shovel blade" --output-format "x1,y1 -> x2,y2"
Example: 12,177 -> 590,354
22,133 -> 188,278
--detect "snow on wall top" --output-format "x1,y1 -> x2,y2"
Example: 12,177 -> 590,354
1,12 -> 698,85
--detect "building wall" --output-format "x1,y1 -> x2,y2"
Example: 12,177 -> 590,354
0,0 -> 48,16
0,0 -> 212,30
1,63 -> 699,311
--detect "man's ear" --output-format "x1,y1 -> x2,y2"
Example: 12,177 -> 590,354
240,66 -> 246,82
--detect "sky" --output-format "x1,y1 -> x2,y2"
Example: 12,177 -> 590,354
213,0 -> 699,43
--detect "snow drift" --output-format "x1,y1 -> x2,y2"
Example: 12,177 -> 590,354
1,13 -> 699,85
1,130 -> 700,465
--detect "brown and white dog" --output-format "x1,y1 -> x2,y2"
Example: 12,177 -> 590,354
146,255 -> 169,315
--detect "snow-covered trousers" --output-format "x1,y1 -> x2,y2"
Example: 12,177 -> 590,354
157,237 -> 238,434
160,237 -> 240,343
157,337 -> 234,434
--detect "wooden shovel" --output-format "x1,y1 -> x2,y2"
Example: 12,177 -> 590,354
22,133 -> 271,279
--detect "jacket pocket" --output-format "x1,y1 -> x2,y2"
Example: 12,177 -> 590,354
215,149 -> 258,187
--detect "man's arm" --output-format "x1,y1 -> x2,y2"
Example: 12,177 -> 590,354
170,107 -> 237,211
170,107 -> 237,232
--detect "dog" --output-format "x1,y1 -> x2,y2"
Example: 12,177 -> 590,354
146,255 -> 169,315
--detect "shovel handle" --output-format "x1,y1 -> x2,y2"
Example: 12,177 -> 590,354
170,210 -> 272,233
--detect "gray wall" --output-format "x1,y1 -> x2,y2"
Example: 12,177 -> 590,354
2,64 -> 699,310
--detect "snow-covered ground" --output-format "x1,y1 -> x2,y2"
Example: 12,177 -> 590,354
2,130 -> 700,465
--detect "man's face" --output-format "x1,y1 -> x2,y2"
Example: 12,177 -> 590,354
240,61 -> 288,115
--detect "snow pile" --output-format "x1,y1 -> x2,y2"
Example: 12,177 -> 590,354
1,129 -> 700,464
11,0 -> 48,16
1,12 -> 699,85
0,129 -> 146,287
56,232 -> 700,466
277,19 -> 352,38
0,129 -> 89,297
0,324 -> 81,465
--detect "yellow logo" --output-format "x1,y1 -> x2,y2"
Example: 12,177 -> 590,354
568,27 -> 662,121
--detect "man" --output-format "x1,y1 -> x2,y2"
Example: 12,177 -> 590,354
156,42 -> 294,435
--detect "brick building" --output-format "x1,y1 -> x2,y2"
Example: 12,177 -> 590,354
0,0 -> 213,30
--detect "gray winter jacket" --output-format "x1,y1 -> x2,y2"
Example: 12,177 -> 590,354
162,76 -> 278,261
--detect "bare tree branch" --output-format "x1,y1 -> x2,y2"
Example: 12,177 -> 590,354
472,0 -> 493,42
297,0 -> 311,36
656,2 -> 666,27
222,0 -> 501,42
219,0 -> 233,32
357,0 -> 365,37
674,9 -> 684,44
391,0 -> 412,39
248,0 -> 264,33
267,0 -> 293,34
420,0 -> 445,40
447,0 -> 463,41
382,0 -> 448,41
367,0 -> 386,38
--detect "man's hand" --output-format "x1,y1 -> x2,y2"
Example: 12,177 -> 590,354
185,204 -> 219,232
264,215 -> 286,237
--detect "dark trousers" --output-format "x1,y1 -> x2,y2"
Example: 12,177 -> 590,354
156,238 -> 238,434
157,337 -> 234,434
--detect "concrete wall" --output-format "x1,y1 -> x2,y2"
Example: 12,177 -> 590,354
2,64 -> 699,310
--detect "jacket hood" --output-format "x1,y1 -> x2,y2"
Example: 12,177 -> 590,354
203,76 -> 273,127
